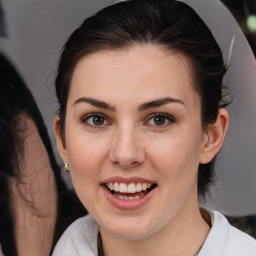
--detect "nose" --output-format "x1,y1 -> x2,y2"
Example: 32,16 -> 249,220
109,125 -> 145,169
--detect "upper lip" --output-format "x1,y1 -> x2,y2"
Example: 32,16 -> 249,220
101,176 -> 156,185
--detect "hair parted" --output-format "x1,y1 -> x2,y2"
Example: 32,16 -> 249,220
55,0 -> 230,198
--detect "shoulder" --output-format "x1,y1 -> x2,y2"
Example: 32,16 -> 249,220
225,223 -> 256,255
200,209 -> 256,256
52,214 -> 99,256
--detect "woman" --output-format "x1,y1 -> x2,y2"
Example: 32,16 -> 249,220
53,0 -> 256,255
0,53 -> 86,255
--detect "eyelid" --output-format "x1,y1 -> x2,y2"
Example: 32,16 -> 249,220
81,112 -> 111,127
81,112 -> 105,120
145,113 -> 176,125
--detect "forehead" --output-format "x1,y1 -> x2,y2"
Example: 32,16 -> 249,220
69,45 -> 199,107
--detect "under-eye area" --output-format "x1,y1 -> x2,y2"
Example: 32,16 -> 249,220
104,182 -> 158,200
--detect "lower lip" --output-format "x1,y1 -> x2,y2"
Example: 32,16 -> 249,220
102,185 -> 156,210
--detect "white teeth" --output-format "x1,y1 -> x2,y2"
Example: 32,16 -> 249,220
116,195 -> 124,200
106,182 -> 153,193
109,182 -> 114,190
114,192 -> 146,200
142,183 -> 147,191
136,183 -> 142,191
114,182 -> 119,192
128,183 -> 136,193
120,183 -> 127,193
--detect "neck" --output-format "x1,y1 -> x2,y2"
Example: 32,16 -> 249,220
100,203 -> 210,256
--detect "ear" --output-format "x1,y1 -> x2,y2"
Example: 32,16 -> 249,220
53,116 -> 67,163
199,108 -> 229,164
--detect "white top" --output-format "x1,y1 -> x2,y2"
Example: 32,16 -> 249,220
52,209 -> 256,256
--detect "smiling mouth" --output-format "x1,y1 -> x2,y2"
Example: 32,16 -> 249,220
104,182 -> 157,200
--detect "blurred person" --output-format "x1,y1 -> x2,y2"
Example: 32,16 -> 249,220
0,52 -> 85,255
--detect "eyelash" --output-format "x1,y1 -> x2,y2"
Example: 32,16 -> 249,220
146,113 -> 176,127
81,113 -> 110,129
81,112 -> 176,128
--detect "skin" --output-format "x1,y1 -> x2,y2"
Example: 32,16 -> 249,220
54,45 -> 229,256
9,113 -> 57,256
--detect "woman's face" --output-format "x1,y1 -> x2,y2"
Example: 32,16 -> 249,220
55,45 -> 210,240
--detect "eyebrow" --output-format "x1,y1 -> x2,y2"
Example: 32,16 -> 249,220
138,97 -> 185,111
73,97 -> 116,111
73,96 -> 184,112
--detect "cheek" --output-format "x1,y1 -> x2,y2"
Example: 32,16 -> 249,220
66,133 -> 109,180
146,132 -> 202,181
146,134 -> 202,214
65,137 -> 109,208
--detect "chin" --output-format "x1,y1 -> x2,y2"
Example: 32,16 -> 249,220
98,214 -> 158,241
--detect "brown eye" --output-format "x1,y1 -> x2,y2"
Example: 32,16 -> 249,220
83,114 -> 109,127
92,116 -> 105,125
153,116 -> 166,126
147,113 -> 175,126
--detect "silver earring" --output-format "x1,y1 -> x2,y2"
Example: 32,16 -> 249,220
64,162 -> 70,172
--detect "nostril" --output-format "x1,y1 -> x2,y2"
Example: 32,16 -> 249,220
112,160 -> 138,168
131,161 -> 141,167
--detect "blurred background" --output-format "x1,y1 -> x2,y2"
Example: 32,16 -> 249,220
221,0 -> 256,55
0,0 -> 255,229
